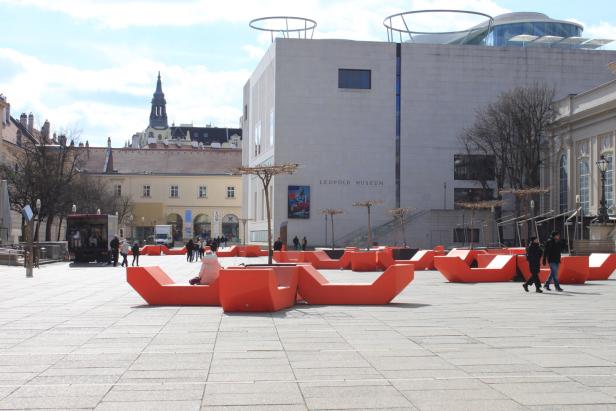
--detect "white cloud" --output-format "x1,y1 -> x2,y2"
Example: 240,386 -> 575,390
0,48 -> 250,146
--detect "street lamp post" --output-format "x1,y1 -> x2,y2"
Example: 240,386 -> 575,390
596,155 -> 609,224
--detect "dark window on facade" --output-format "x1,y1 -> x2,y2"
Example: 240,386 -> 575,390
338,69 -> 371,89
453,228 -> 480,243
454,154 -> 496,181
454,188 -> 494,208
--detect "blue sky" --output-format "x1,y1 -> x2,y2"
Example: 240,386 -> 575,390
1,0 -> 615,146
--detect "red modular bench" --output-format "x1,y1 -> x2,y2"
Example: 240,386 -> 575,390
160,245 -> 187,255
517,255 -> 589,284
218,266 -> 299,312
304,250 -> 352,270
445,248 -> 487,266
127,266 -> 220,306
349,251 -> 379,271
588,253 -> 616,281
434,254 -> 517,283
409,248 -> 446,270
297,264 -> 414,305
215,246 -> 238,257
128,245 -> 163,256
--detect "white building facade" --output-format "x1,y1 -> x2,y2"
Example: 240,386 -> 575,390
242,35 -> 616,248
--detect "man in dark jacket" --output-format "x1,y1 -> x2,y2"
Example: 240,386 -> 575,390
273,237 -> 283,251
542,231 -> 564,291
110,235 -> 120,267
523,236 -> 543,293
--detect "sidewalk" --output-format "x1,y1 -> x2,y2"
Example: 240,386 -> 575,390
0,255 -> 615,410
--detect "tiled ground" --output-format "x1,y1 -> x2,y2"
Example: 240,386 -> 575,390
0,254 -> 615,410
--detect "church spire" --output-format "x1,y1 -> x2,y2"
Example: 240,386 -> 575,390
149,71 -> 168,129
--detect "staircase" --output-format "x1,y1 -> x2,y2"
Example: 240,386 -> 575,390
337,210 -> 430,247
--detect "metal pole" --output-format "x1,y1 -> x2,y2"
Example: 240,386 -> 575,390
599,170 -> 608,223
324,214 -> 327,246
366,205 -> 372,250
25,220 -> 33,278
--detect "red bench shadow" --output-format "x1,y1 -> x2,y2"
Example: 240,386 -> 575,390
126,266 -> 220,306
588,253 -> 616,280
297,264 -> 414,305
434,254 -> 516,283
218,266 -> 298,312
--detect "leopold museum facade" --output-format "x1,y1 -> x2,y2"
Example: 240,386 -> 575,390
242,11 -> 616,248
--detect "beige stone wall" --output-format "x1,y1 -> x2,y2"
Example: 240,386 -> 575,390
100,173 -> 243,242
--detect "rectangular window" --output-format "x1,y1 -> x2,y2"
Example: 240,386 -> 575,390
115,185 -> 122,197
198,185 -> 207,198
226,186 -> 235,199
254,121 -> 261,156
170,185 -> 179,198
143,185 -> 150,198
454,188 -> 494,208
454,155 -> 496,181
338,69 -> 371,89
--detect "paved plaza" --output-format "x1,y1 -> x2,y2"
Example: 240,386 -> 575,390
0,255 -> 615,410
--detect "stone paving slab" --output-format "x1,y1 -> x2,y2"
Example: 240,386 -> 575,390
0,254 -> 615,410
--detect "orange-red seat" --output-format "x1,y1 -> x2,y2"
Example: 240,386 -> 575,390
434,254 -> 516,283
349,251 -> 379,271
126,266 -> 220,306
161,245 -> 187,255
376,249 -> 414,270
476,254 -> 498,268
409,248 -> 446,270
304,250 -> 352,270
297,264 -> 414,305
218,266 -> 298,312
558,256 -> 588,284
273,251 -> 306,263
588,253 -> 616,280
445,248 -> 486,265
216,246 -> 238,257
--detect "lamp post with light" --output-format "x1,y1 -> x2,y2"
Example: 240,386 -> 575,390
596,155 -> 609,224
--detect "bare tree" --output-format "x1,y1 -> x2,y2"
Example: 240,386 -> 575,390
500,187 -> 549,244
321,209 -> 344,250
353,200 -> 384,249
0,133 -> 83,241
460,83 -> 555,236
237,163 -> 299,264
388,207 -> 414,247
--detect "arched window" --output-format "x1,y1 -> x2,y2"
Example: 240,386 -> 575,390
559,154 -> 568,212
578,158 -> 590,214
166,213 -> 183,241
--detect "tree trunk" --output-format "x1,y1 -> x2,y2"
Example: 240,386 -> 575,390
45,214 -> 54,241
34,218 -> 42,242
264,182 -> 273,265
56,215 -> 64,241
330,215 -> 335,250
401,216 -> 407,247
366,206 -> 372,250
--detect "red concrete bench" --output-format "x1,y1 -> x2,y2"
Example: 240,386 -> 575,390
445,248 -> 487,266
297,264 -> 414,305
434,254 -> 516,283
160,245 -> 187,255
127,266 -> 220,306
304,250 -> 352,270
517,255 -> 589,284
349,251 -> 379,271
588,253 -> 616,281
218,266 -> 298,312
216,246 -> 238,257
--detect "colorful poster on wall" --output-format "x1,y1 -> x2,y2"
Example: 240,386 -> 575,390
288,185 -> 310,219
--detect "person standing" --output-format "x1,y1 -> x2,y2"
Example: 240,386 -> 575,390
120,239 -> 130,268
523,236 -> 543,293
273,237 -> 283,251
110,235 -> 120,267
301,236 -> 308,251
292,236 -> 300,250
543,231 -> 564,292
186,239 -> 194,262
131,242 -> 140,266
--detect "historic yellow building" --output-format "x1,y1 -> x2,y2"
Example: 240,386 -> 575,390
80,142 -> 243,244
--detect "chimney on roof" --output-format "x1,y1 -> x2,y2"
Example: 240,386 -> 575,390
4,103 -> 9,124
107,137 -> 112,148
19,113 -> 27,127
78,142 -> 84,147
41,120 -> 50,141
27,113 -> 34,133
85,140 -> 90,157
